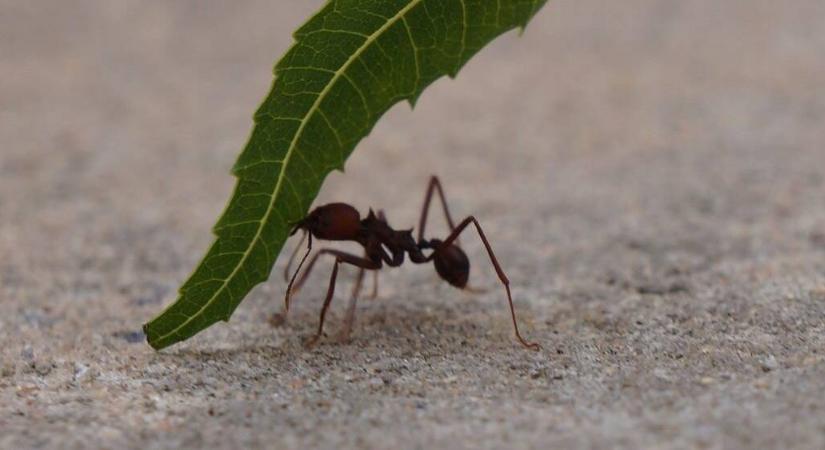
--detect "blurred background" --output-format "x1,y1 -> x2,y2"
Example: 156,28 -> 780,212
2,1 -> 825,448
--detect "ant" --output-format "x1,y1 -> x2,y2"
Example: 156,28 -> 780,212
280,175 -> 540,351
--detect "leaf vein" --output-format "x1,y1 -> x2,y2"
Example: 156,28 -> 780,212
401,16 -> 421,96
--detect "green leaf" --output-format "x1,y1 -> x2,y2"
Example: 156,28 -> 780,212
143,0 -> 548,350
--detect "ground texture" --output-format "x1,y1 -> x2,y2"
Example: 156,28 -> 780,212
2,1 -> 825,448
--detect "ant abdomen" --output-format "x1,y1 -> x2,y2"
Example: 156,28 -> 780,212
431,241 -> 470,288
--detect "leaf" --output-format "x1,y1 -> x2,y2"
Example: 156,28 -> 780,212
143,0 -> 548,350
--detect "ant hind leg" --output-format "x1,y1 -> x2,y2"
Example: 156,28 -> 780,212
429,216 -> 540,351
417,176 -> 460,245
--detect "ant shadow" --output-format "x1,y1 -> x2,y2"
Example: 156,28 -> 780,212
156,299 -> 536,376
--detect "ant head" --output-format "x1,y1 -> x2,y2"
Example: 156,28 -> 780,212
430,240 -> 470,289
293,203 -> 361,241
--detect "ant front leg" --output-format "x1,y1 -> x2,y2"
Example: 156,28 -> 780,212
301,249 -> 382,348
283,230 -> 308,282
284,240 -> 330,311
272,231 -> 312,327
431,216 -> 541,351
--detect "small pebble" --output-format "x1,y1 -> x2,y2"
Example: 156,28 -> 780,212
20,346 -> 34,361
369,358 -> 395,374
761,355 -> 779,372
529,367 -> 548,379
33,360 -> 53,377
1,362 -> 16,378
113,330 -> 145,344
754,378 -> 772,389
73,362 -> 94,382
268,313 -> 286,327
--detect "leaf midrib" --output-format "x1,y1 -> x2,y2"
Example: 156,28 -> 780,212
151,0 -> 425,345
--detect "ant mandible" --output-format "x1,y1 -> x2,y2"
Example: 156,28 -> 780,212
281,175 -> 540,351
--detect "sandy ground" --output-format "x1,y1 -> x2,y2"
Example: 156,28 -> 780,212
2,1 -> 825,448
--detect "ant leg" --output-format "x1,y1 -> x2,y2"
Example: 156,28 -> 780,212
283,230 -> 308,281
288,251 -> 321,295
305,260 -> 339,349
417,176 -> 460,245
370,271 -> 379,299
416,177 -> 491,290
338,251 -> 368,343
284,242 -> 343,311
417,177 -> 488,288
337,262 -> 379,342
303,250 -> 381,348
429,216 -> 541,351
283,232 -> 313,311
289,236 -> 393,305
369,209 -> 386,298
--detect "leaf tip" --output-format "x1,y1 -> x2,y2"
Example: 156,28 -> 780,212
142,322 -> 162,350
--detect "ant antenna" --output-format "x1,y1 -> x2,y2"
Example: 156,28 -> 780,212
284,231 -> 312,311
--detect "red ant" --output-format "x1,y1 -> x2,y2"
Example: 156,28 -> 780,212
280,176 -> 540,350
